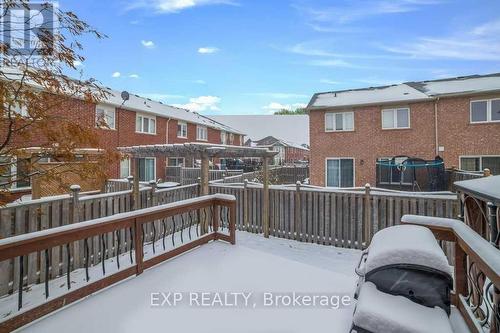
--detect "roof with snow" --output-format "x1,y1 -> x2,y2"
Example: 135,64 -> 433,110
210,115 -> 309,145
308,72 -> 500,109
103,88 -> 244,135
247,136 -> 309,151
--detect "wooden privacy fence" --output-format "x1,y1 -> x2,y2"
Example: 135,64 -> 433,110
165,166 -> 243,185
0,183 -> 199,297
0,194 -> 236,332
210,182 -> 459,250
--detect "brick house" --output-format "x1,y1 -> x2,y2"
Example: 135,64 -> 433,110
1,86 -> 244,195
245,136 -> 310,165
307,73 -> 500,188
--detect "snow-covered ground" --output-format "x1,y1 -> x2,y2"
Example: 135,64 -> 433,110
16,232 -> 361,333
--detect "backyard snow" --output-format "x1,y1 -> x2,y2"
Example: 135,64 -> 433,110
15,231 -> 361,333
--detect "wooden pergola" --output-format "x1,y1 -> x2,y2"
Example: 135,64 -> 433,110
118,143 -> 278,237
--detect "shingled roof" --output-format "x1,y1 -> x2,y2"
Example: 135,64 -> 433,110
308,72 -> 500,110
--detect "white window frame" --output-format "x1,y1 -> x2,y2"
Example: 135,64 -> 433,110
177,121 -> 188,138
196,125 -> 208,141
138,157 -> 156,182
120,158 -> 130,178
0,156 -> 31,189
229,133 -> 234,145
324,157 -> 355,188
220,131 -> 227,144
325,112 -> 354,132
381,108 -> 410,129
459,155 -> 500,172
168,157 -> 185,167
136,113 -> 156,134
470,98 -> 500,124
95,104 -> 116,130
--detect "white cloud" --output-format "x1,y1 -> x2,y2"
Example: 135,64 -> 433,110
129,74 -> 140,78
112,72 -> 121,78
306,59 -> 355,68
141,40 -> 155,48
295,0 -> 443,25
174,95 -> 221,112
262,102 -> 307,113
320,79 -> 340,85
381,19 -> 500,61
193,79 -> 206,84
198,47 -> 219,54
128,0 -> 237,14
73,60 -> 83,67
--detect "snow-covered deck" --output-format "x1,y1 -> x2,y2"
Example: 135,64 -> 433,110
18,232 -> 361,333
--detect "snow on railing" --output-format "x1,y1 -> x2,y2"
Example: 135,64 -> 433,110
0,194 -> 236,331
402,215 -> 500,333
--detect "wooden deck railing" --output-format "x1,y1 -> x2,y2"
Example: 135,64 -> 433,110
210,182 -> 458,250
402,215 -> 500,333
0,194 -> 236,332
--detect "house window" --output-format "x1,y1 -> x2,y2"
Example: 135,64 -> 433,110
471,99 -> 500,123
0,156 -> 30,188
136,114 -> 156,134
95,104 -> 116,129
229,133 -> 234,145
460,156 -> 500,175
382,108 -> 410,129
325,158 -> 354,187
220,131 -> 227,144
177,121 -> 188,138
138,158 -> 156,182
168,157 -> 185,167
120,158 -> 130,178
325,112 -> 354,132
197,126 -> 208,141
377,157 -> 413,185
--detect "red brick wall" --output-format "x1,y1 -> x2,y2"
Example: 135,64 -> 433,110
285,147 -> 309,163
6,96 -> 240,182
309,94 -> 500,187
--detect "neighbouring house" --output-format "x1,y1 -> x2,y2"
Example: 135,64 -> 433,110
245,136 -> 310,165
0,82 -> 244,198
210,114 -> 309,146
307,73 -> 500,188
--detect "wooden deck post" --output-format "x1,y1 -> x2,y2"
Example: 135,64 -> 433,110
262,156 -> 270,238
200,154 -> 209,196
243,179 -> 249,230
364,183 -> 372,247
133,158 -> 140,210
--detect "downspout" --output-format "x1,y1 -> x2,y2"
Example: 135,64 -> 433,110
165,118 -> 171,144
434,97 -> 440,156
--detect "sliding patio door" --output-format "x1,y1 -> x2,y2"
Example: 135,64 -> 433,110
326,158 -> 354,187
138,158 -> 156,182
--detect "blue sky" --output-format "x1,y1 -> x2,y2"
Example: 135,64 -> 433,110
64,0 -> 500,115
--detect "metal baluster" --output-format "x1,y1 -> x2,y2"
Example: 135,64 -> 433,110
209,206 -> 214,232
172,216 -> 176,247
219,206 -> 224,230
188,211 -> 193,240
44,249 -> 49,298
152,221 -> 157,254
226,206 -> 230,230
129,227 -> 134,264
84,239 -> 90,282
66,244 -> 71,290
116,230 -> 121,270
162,219 -> 167,250
101,235 -> 106,275
18,256 -> 23,310
180,214 -> 185,243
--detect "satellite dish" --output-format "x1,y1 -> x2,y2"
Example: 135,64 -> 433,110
121,91 -> 130,105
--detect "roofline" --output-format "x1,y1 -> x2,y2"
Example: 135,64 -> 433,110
307,72 -> 500,110
307,97 -> 433,111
